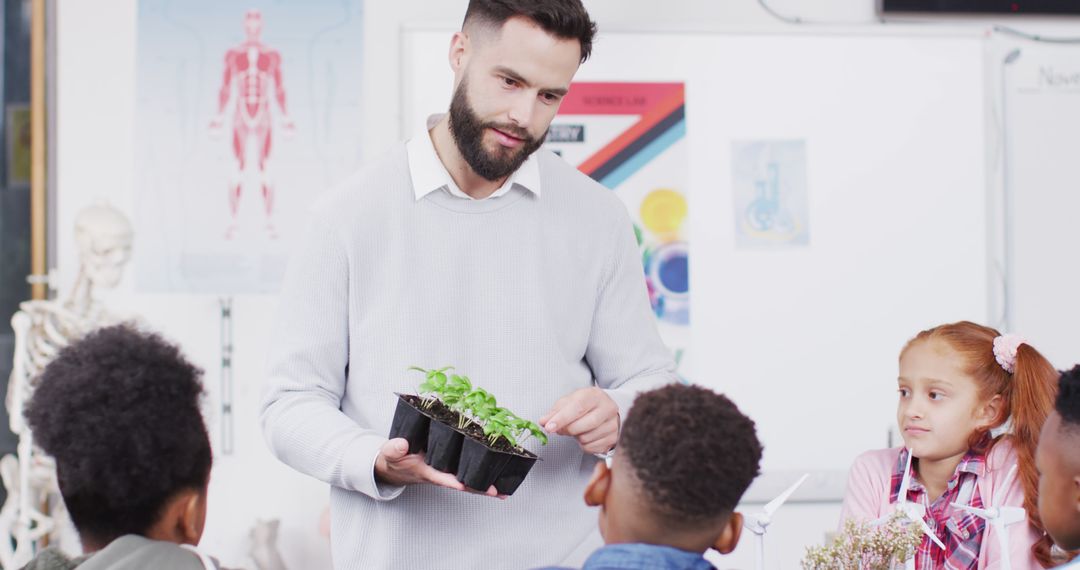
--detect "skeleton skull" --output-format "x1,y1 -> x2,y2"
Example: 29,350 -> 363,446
73,204 -> 133,290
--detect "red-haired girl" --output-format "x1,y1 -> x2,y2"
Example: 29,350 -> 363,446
841,321 -> 1059,569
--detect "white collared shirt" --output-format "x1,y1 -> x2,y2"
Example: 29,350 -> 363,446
406,114 -> 542,201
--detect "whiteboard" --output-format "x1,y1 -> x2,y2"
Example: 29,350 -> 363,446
403,28 -> 989,484
1000,43 -> 1080,371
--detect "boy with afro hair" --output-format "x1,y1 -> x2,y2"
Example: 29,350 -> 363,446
20,324 -> 231,569
1037,365 -> 1080,567
539,383 -> 763,570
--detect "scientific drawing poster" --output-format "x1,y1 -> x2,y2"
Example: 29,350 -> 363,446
134,0 -> 363,293
544,82 -> 689,367
730,140 -> 810,248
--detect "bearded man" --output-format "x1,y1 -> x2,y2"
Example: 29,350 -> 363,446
261,2 -> 677,568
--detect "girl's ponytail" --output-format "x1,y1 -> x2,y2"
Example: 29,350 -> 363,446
1008,344 -> 1058,567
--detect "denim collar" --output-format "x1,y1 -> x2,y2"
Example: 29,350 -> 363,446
581,543 -> 716,570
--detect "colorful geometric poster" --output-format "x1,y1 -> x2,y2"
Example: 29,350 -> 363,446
134,0 -> 363,293
544,83 -> 689,367
731,140 -> 810,248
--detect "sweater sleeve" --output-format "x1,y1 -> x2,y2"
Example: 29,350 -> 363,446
839,450 -> 890,529
978,444 -> 1041,570
586,206 -> 679,421
260,212 -> 404,502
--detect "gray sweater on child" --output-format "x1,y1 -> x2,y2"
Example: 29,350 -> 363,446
21,536 -> 231,570
260,144 -> 677,570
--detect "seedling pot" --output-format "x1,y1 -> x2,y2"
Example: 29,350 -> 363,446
396,366 -> 549,493
388,394 -> 430,454
425,419 -> 464,473
493,449 -> 539,496
456,436 -> 513,491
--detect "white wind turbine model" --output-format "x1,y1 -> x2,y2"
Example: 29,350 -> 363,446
743,473 -> 809,570
878,450 -> 946,554
951,464 -> 1025,570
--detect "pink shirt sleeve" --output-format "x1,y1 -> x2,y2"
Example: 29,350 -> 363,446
978,442 -> 1042,570
839,449 -> 895,529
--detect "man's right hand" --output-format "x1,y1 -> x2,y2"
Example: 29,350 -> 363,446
374,438 -> 500,497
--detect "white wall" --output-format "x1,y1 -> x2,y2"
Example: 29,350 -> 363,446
55,2 -> 331,568
53,1 -> 1080,569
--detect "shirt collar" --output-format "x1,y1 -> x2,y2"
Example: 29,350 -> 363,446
893,447 -> 986,497
406,114 -> 541,201
582,543 -> 715,570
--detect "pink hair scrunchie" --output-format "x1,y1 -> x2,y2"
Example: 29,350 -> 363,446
993,333 -> 1026,374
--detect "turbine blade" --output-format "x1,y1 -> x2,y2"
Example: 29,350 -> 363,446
914,516 -> 946,550
763,473 -> 809,517
741,513 -> 767,535
998,506 -> 1027,526
993,464 -> 1018,506
950,503 -> 994,519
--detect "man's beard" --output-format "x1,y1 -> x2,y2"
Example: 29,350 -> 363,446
448,79 -> 546,182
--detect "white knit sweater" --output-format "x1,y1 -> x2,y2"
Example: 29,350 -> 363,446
260,144 -> 677,570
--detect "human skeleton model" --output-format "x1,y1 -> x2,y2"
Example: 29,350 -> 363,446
0,204 -> 133,569
210,8 -> 294,240
248,519 -> 287,570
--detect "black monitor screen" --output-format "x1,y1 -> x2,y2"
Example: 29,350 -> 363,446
882,0 -> 1080,13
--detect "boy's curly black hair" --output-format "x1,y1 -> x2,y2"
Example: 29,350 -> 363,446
620,383 -> 763,526
1057,365 -> 1080,431
25,325 -> 212,546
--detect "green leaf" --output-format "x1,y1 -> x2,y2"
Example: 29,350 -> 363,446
484,422 -> 518,448
527,422 -> 549,445
459,375 -> 473,392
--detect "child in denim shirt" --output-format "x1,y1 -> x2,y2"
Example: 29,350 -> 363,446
537,383 -> 762,570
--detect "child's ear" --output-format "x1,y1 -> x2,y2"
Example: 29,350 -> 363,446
1073,473 -> 1080,515
179,490 -> 207,545
584,461 -> 611,507
976,394 -> 1005,429
712,512 -> 743,555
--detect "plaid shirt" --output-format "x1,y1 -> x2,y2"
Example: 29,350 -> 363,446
890,448 -> 987,570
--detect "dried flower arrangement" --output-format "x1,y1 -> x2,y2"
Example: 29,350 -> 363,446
802,512 -> 924,570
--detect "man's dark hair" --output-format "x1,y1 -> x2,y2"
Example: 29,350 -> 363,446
620,384 -> 763,525
463,0 -> 598,63
25,325 -> 212,546
1057,365 -> 1080,432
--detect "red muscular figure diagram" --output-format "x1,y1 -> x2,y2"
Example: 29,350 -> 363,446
210,9 -> 294,239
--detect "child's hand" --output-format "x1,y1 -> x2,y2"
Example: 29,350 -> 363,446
540,387 -> 620,454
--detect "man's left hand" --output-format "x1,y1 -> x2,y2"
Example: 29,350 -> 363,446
540,387 -> 619,454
